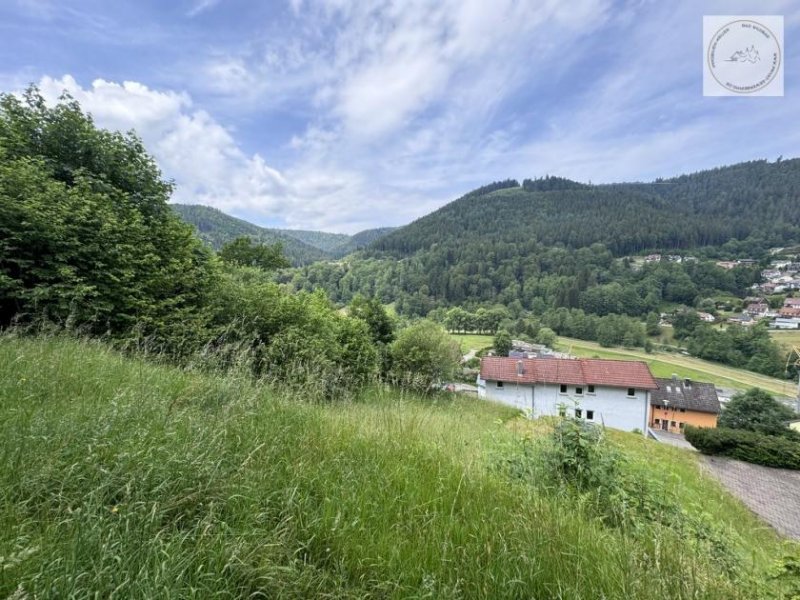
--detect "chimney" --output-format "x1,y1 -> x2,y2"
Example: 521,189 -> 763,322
517,360 -> 524,376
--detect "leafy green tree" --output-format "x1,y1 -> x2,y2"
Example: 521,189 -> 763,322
493,329 -> 513,356
349,295 -> 395,345
0,87 -> 217,351
390,320 -> 461,392
645,312 -> 661,337
535,327 -> 557,348
219,236 -> 290,271
719,388 -> 797,437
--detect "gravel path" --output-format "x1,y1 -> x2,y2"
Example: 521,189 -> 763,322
701,455 -> 800,540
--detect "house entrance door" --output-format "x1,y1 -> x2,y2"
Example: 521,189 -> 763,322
661,420 -> 669,431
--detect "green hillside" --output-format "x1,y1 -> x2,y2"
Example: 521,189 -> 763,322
0,335 -> 793,598
172,204 -> 397,264
331,227 -> 398,257
280,228 -> 351,253
372,161 -> 800,258
172,204 -> 329,265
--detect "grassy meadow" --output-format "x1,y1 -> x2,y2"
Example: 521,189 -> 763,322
0,335 -> 796,598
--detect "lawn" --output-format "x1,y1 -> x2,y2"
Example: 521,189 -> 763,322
556,336 -> 796,397
0,334 -> 794,598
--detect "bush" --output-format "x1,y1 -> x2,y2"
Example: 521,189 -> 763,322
389,320 -> 461,392
685,426 -> 800,469
718,388 -> 798,438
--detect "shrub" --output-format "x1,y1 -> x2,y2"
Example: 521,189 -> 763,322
389,320 -> 461,392
685,426 -> 800,470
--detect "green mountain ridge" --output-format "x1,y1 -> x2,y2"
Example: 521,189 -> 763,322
287,158 -> 800,315
172,204 -> 397,264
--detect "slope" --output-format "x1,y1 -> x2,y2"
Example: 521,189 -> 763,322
0,335 -> 791,598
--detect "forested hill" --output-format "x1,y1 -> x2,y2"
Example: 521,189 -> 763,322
172,204 -> 329,265
369,159 -> 800,258
173,204 -> 396,264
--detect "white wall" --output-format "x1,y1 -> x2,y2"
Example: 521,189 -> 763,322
481,379 -> 648,433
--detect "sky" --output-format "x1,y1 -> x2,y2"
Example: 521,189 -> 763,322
1,0 -> 799,233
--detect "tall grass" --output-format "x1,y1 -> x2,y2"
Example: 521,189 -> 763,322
0,335 -> 793,598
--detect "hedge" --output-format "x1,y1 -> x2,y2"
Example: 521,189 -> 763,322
684,425 -> 800,470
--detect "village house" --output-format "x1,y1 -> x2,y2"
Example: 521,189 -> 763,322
696,311 -> 715,323
780,307 -> 800,318
785,297 -> 800,309
744,302 -> 770,318
728,313 -> 755,326
649,376 -> 720,434
477,357 -> 658,434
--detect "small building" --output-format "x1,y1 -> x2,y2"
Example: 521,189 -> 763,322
773,317 -> 800,330
478,357 -> 658,434
728,313 -> 754,326
649,376 -> 720,434
780,307 -> 800,318
697,311 -> 715,323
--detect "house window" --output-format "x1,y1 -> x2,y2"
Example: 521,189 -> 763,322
575,409 -> 582,418
666,385 -> 672,393
575,386 -> 583,395
627,388 -> 635,397
586,410 -> 594,421
587,385 -> 595,394
679,408 -> 685,413
654,418 -> 660,425
559,384 -> 567,394
670,421 -> 676,428
496,381 -> 504,388
679,422 -> 685,430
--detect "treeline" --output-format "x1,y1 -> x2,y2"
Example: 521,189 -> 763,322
673,312 -> 787,378
286,245 -> 759,319
0,88 -> 459,397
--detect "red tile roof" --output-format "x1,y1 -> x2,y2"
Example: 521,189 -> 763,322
480,357 -> 658,390
785,298 -> 800,308
780,307 -> 800,317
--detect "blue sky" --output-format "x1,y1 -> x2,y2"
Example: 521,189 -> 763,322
1,0 -> 799,233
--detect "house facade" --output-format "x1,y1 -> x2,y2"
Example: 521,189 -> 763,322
478,357 -> 658,434
649,376 -> 720,434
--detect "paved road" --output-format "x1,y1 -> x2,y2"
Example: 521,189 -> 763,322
701,456 -> 800,540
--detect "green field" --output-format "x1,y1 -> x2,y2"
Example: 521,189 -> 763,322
557,336 -> 796,397
450,333 -> 494,354
771,329 -> 800,351
0,335 -> 793,598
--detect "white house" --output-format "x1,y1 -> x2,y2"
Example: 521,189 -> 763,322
773,317 -> 800,330
477,357 -> 658,434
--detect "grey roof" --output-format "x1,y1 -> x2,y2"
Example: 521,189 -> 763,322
650,377 -> 721,414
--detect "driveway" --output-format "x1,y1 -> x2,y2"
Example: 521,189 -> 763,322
701,456 -> 800,540
650,430 -> 696,451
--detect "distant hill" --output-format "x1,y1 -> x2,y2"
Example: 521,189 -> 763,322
280,229 -> 351,254
370,161 -> 800,258
289,159 -> 800,313
172,204 -> 329,265
330,227 -> 398,257
172,204 -> 397,265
